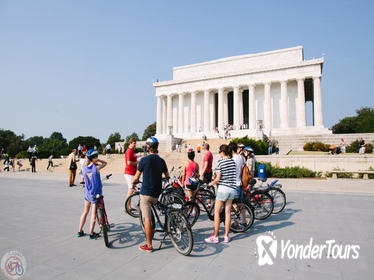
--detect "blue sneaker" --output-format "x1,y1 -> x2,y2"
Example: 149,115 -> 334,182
89,232 -> 100,240
77,231 -> 85,237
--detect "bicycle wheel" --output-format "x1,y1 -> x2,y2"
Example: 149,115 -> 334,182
160,190 -> 185,206
97,208 -> 109,247
249,190 -> 274,220
229,201 -> 254,233
196,189 -> 215,212
125,192 -> 140,218
166,212 -> 193,256
181,201 -> 200,228
268,187 -> 286,214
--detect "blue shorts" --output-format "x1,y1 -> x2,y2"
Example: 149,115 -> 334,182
235,187 -> 244,199
216,191 -> 235,202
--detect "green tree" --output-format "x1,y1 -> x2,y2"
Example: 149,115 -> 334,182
25,136 -> 44,147
125,132 -> 140,143
50,131 -> 67,143
142,122 -> 156,140
69,136 -> 101,151
106,132 -> 123,148
332,107 -> 374,133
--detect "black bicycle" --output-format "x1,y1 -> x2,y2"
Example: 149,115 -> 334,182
182,182 -> 255,233
139,200 -> 194,256
125,179 -> 185,218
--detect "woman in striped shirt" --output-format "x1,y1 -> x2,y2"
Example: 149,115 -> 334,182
205,144 -> 237,244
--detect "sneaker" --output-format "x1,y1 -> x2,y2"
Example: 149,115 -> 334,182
223,236 -> 231,243
89,232 -> 100,240
76,231 -> 85,237
204,234 -> 219,244
139,244 -> 153,252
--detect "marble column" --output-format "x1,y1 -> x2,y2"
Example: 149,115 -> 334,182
313,76 -> 323,127
233,86 -> 240,129
209,93 -> 215,131
162,96 -> 167,134
248,84 -> 256,130
264,82 -> 272,129
296,78 -> 306,127
167,94 -> 173,134
156,96 -> 162,135
218,88 -> 224,132
190,91 -> 197,133
178,93 -> 184,134
204,89 -> 210,132
280,80 -> 289,129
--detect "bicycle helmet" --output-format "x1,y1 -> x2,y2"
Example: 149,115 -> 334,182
244,146 -> 254,153
87,149 -> 98,160
146,136 -> 159,149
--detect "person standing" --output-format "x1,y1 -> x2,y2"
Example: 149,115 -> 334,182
267,139 -> 273,155
275,141 -> 279,155
27,146 -> 33,162
182,150 -> 199,199
359,138 -> 366,154
105,143 -> 111,155
340,139 -> 346,154
68,149 -> 79,187
30,154 -> 37,173
77,144 -> 82,157
201,143 -> 213,184
47,154 -> 54,170
16,158 -> 23,171
132,137 -> 169,252
124,138 -> 138,213
79,152 -> 87,185
205,144 -> 236,244
229,143 -> 245,198
3,157 -> 10,172
244,147 -> 256,178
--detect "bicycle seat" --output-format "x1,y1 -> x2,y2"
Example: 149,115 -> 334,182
95,194 -> 104,199
258,178 -> 267,182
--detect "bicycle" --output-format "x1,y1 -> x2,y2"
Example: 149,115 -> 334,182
255,178 -> 286,214
243,182 -> 274,220
182,182 -> 255,233
93,173 -> 112,248
139,200 -> 194,255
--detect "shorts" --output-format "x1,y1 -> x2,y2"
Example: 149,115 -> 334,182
185,184 -> 197,191
203,172 -> 213,184
235,186 -> 244,199
107,149 -> 111,154
216,191 -> 236,202
124,174 -> 136,189
140,195 -> 158,220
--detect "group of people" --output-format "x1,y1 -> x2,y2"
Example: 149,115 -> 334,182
74,134 -> 258,252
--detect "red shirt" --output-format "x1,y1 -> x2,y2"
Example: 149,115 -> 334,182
124,148 -> 137,175
203,151 -> 213,174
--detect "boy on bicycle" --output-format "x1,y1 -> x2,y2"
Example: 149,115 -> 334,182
132,136 -> 169,252
77,149 -> 107,239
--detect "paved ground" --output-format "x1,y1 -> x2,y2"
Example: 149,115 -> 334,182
0,174 -> 374,279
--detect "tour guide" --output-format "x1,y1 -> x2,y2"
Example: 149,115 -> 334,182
132,136 -> 169,252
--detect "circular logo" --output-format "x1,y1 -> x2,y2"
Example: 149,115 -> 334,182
1,251 -> 27,279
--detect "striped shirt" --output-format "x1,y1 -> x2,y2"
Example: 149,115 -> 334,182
216,158 -> 237,192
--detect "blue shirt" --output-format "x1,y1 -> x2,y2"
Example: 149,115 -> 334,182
138,154 -> 168,198
82,164 -> 103,204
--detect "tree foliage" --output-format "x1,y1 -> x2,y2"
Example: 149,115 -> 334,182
126,132 -> 140,143
68,136 -> 101,151
332,107 -> 374,133
106,132 -> 123,148
142,122 -> 156,140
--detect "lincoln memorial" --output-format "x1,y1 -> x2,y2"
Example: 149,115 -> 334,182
154,46 -> 330,140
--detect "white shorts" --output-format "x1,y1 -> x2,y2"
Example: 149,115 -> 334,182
124,174 -> 136,190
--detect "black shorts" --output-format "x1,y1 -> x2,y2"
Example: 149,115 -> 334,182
185,184 -> 198,191
203,172 -> 213,184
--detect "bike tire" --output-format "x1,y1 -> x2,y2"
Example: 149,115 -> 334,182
160,190 -> 185,206
181,201 -> 200,228
249,190 -> 274,220
268,187 -> 286,214
97,208 -> 110,247
228,201 -> 254,233
195,189 -> 215,213
166,212 -> 193,256
125,191 -> 140,218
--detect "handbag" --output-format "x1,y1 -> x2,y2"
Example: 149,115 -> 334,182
69,161 -> 77,170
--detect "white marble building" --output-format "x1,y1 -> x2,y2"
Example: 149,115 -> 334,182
154,46 -> 330,140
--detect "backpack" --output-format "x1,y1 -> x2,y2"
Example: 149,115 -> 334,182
240,156 -> 252,188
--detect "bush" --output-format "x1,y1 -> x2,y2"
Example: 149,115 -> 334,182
303,142 -> 313,151
255,162 -> 317,178
15,151 -> 28,159
230,136 -> 269,155
346,140 -> 373,153
312,142 -> 326,151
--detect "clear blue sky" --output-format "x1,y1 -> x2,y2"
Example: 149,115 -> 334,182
1,0 -> 373,142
